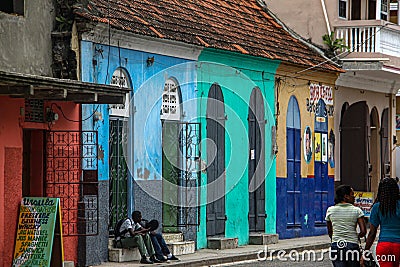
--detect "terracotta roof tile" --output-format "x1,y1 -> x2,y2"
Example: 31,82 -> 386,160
74,0 -> 341,72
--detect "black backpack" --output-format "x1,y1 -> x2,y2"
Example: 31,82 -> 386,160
114,218 -> 131,239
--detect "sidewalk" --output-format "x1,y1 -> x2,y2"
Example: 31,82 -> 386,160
97,235 -> 331,267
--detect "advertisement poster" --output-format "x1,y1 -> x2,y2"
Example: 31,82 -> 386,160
354,191 -> 374,217
328,130 -> 335,168
314,132 -> 321,161
303,126 -> 313,163
396,114 -> 400,130
322,133 -> 328,162
12,197 -> 63,267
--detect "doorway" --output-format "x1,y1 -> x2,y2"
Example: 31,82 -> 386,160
248,87 -> 266,232
22,129 -> 45,197
314,99 -> 329,226
206,83 -> 226,237
286,96 -> 301,229
340,101 -> 370,191
369,108 -> 380,193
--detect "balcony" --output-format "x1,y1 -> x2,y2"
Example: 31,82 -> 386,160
333,20 -> 400,94
334,20 -> 400,58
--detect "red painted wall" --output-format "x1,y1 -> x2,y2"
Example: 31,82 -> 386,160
0,97 -> 80,266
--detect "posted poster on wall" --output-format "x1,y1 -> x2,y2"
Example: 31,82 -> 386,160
354,191 -> 374,217
12,197 -> 64,267
314,132 -> 321,161
322,133 -> 328,162
396,114 -> 400,130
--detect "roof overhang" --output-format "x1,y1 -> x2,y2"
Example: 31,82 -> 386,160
336,59 -> 400,94
0,70 -> 130,103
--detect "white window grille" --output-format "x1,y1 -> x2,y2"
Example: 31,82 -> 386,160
160,78 -> 181,121
109,68 -> 131,118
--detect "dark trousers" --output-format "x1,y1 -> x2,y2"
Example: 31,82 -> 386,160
330,242 -> 360,267
150,233 -> 170,259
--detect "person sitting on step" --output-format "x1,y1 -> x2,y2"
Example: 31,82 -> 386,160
140,217 -> 179,262
118,211 -> 162,264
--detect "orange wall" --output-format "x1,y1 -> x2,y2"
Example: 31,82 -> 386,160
0,97 -> 80,266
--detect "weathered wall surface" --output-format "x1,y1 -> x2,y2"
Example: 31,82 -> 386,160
0,0 -> 55,76
268,0 -> 330,47
197,49 -> 278,248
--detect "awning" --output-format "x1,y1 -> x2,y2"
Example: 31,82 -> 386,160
0,70 -> 130,104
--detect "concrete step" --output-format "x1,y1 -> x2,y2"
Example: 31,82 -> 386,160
207,237 -> 238,250
249,233 -> 279,245
167,240 -> 195,256
163,232 -> 184,243
108,247 -> 141,262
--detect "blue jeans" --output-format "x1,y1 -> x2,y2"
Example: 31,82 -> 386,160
330,242 -> 360,267
150,233 -> 170,259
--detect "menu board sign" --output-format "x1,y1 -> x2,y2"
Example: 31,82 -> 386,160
12,197 -> 63,267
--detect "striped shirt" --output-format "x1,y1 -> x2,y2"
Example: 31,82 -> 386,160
325,203 -> 364,244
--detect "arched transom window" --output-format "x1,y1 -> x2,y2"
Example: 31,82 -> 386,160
161,78 -> 181,121
110,68 -> 131,117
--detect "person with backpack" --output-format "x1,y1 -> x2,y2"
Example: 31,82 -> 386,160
115,211 -> 162,264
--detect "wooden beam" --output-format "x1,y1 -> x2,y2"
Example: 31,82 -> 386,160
0,85 -> 30,95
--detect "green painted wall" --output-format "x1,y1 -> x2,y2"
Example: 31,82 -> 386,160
196,49 -> 279,248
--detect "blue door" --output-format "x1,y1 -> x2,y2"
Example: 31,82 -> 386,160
314,99 -> 328,226
286,96 -> 301,229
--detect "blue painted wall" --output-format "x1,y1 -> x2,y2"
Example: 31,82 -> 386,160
81,41 -> 197,182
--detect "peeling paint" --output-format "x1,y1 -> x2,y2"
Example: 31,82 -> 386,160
98,145 -> 104,163
137,167 -> 150,179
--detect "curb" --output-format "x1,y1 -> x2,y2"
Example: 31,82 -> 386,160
162,242 -> 331,267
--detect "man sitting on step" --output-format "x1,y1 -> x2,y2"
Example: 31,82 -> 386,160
140,217 -> 179,262
118,211 -> 162,264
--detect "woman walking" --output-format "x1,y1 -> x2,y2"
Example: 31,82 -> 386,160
362,178 -> 400,267
326,185 -> 366,267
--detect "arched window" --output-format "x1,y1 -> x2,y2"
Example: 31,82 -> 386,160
110,68 -> 131,117
161,78 -> 181,121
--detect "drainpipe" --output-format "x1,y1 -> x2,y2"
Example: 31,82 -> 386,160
321,0 -> 332,35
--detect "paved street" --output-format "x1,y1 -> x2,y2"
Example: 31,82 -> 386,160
208,249 -> 332,267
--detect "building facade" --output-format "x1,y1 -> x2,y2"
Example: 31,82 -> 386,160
0,1 -> 127,266
269,0 -> 399,197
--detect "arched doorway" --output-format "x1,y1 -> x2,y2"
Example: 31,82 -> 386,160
206,83 -> 226,237
248,87 -> 266,232
109,68 -> 131,234
340,101 -> 370,191
369,108 -> 380,193
161,78 -> 183,232
314,99 -> 329,226
286,96 -> 301,230
381,108 -> 390,178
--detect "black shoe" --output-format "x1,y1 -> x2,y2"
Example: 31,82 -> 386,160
156,255 -> 167,262
140,257 -> 153,264
150,255 -> 163,263
168,255 -> 179,260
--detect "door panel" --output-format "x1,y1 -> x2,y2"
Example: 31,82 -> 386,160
248,88 -> 266,232
206,84 -> 226,236
286,96 -> 301,228
381,108 -> 390,178
109,119 -> 128,234
340,101 -> 369,191
314,99 -> 329,225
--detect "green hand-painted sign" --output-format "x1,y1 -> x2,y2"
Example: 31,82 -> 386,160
12,197 -> 63,267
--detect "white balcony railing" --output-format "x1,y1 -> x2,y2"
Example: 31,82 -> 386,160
334,20 -> 400,57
